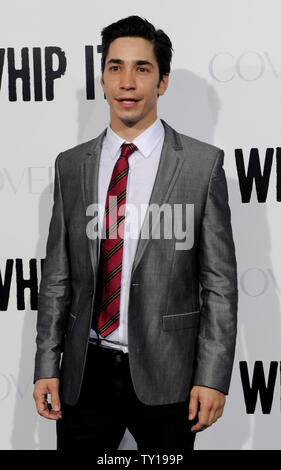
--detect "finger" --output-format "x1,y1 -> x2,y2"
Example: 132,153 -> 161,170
49,385 -> 62,419
207,407 -> 217,426
48,409 -> 62,420
35,397 -> 55,419
39,403 -> 62,420
213,407 -> 223,424
34,390 -> 62,420
188,391 -> 199,420
33,386 -> 47,413
36,393 -> 48,414
209,401 -> 225,426
191,404 -> 210,432
217,404 -> 224,419
191,420 -> 209,433
50,388 -> 61,412
40,410 -> 62,420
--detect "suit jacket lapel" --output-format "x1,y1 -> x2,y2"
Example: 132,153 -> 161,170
131,120 -> 186,277
81,128 -> 106,280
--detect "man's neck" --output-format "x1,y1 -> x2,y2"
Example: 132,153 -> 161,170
109,118 -> 158,142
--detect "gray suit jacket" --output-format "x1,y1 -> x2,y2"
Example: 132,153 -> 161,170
34,120 -> 238,406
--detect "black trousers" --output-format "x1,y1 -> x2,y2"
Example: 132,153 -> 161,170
57,343 -> 196,451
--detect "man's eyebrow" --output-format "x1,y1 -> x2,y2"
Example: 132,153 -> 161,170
106,59 -> 154,67
135,60 -> 154,67
106,59 -> 123,65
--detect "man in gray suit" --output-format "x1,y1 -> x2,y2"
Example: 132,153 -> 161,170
33,16 -> 238,451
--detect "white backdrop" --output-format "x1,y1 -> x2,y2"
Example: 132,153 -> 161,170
1,0 -> 281,450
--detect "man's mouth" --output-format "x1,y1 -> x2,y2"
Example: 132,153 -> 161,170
116,98 -> 140,107
117,97 -> 140,102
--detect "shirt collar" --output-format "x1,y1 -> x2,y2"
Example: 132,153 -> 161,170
104,118 -> 164,160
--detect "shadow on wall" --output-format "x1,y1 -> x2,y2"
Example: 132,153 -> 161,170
195,178 -> 281,449
10,68 -> 277,450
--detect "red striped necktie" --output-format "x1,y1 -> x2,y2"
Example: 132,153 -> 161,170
96,142 -> 138,337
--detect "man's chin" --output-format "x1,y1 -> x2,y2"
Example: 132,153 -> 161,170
120,117 -> 140,127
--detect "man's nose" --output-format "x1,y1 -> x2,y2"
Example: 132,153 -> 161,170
120,70 -> 136,89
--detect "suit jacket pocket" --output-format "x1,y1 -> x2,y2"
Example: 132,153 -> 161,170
162,310 -> 200,331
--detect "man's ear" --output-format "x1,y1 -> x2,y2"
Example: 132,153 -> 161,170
100,74 -> 106,99
158,73 -> 169,97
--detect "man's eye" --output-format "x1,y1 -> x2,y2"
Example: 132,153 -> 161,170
110,66 -> 120,71
137,67 -> 148,72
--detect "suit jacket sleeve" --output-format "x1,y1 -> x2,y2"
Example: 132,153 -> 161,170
34,153 -> 71,382
193,149 -> 238,394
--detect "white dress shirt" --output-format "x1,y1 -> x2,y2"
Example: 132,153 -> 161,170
89,118 -> 165,352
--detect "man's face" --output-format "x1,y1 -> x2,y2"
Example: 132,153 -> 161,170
100,36 -> 169,130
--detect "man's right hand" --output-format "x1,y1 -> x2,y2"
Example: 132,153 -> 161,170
33,378 -> 62,420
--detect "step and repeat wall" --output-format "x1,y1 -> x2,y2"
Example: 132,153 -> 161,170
1,0 -> 280,450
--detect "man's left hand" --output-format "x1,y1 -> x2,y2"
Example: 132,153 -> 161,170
188,385 -> 226,432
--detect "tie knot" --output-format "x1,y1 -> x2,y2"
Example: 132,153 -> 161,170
120,142 -> 138,159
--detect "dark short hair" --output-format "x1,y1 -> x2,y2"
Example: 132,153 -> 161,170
101,16 -> 173,84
